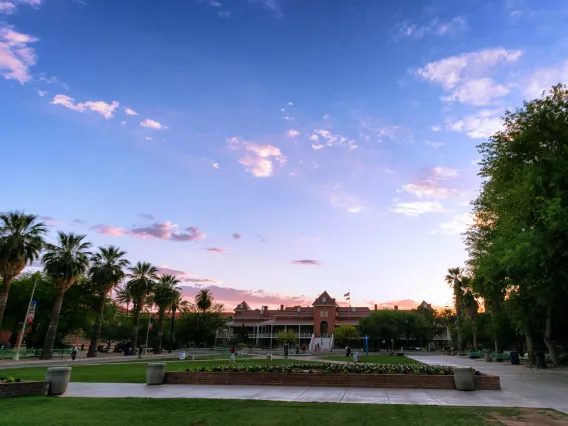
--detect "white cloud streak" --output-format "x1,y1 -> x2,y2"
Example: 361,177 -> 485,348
51,94 -> 120,119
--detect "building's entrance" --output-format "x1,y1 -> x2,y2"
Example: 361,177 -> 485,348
320,321 -> 328,338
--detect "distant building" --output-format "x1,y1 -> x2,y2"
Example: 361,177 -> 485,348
216,291 -> 451,349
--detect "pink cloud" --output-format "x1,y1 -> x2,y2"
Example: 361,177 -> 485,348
366,299 -> 424,310
91,224 -> 126,237
140,118 -> 162,129
91,221 -> 206,242
39,215 -> 57,226
232,233 -> 242,240
0,26 -> 38,83
292,259 -> 321,265
227,137 -> 286,178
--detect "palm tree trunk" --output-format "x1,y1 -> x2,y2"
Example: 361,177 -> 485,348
131,305 -> 141,352
168,306 -> 176,353
154,309 -> 165,354
0,275 -> 14,331
543,305 -> 559,367
87,295 -> 106,358
40,289 -> 65,360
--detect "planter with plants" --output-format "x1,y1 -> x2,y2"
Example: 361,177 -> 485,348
163,363 -> 501,390
0,377 -> 49,398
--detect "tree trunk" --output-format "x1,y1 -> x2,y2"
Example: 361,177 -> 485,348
526,332 -> 535,366
543,305 -> 559,367
131,305 -> 141,352
40,289 -> 65,360
0,275 -> 14,331
490,304 -> 502,352
472,318 -> 478,350
168,307 -> 176,353
87,295 -> 106,358
154,308 -> 165,354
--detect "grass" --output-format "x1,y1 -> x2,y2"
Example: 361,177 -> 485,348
0,398 -> 554,425
0,358 -> 315,383
318,354 -> 422,365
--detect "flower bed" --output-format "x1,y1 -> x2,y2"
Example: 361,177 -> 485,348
0,378 -> 49,398
163,363 -> 500,390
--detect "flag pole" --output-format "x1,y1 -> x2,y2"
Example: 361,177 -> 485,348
349,289 -> 351,308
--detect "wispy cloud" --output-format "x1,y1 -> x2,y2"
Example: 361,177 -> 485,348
417,48 -> 522,105
292,259 -> 321,265
431,213 -> 474,235
390,201 -> 445,216
156,265 -> 219,284
124,107 -> 138,116
203,247 -> 225,253
37,89 -> 47,96
395,16 -> 467,41
91,221 -> 206,242
432,166 -> 458,180
232,233 -> 242,240
310,129 -> 357,150
523,60 -> 568,99
139,213 -> 155,221
140,118 -> 163,129
425,141 -> 445,148
0,25 -> 38,83
51,94 -> 120,119
0,2 -> 16,14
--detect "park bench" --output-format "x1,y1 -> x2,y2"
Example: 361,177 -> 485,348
490,352 -> 510,362
469,350 -> 484,359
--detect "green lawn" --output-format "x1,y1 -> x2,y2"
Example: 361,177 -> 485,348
0,398 -> 558,425
319,354 -> 422,365
0,358 -> 314,383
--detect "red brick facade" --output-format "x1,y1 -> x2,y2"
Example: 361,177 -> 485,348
163,372 -> 500,390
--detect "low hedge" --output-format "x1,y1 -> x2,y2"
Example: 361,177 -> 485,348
184,363 -> 471,376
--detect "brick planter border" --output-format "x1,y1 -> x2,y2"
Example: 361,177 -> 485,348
0,381 -> 49,398
164,372 -> 500,390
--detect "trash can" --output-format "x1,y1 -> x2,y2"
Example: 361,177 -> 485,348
535,351 -> 546,369
179,351 -> 186,360
357,353 -> 363,362
353,352 -> 359,362
510,351 -> 520,365
484,351 -> 492,362
146,363 -> 166,385
453,367 -> 475,391
284,344 -> 289,358
45,366 -> 72,395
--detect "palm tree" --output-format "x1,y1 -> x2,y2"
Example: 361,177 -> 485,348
0,211 -> 47,330
195,289 -> 213,312
126,262 -> 158,351
460,277 -> 480,350
150,275 -> 181,354
87,246 -> 130,358
445,267 -> 465,355
168,291 -> 189,353
40,232 -> 91,359
115,285 -> 132,315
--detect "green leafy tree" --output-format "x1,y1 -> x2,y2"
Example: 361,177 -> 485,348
176,300 -> 226,347
334,324 -> 361,347
167,292 -> 189,352
150,274 -> 181,353
115,285 -> 132,316
445,267 -> 465,354
276,329 -> 297,345
87,246 -> 129,357
126,262 -> 158,350
0,211 -> 46,330
40,232 -> 91,359
460,277 -> 480,350
195,289 -> 213,312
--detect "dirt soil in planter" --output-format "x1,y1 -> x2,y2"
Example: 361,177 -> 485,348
489,408 -> 568,425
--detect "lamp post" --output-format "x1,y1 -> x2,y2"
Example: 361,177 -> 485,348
365,335 -> 369,356
145,314 -> 154,355
13,275 -> 39,361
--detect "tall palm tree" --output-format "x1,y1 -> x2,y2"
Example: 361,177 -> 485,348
0,211 -> 47,330
115,285 -> 132,316
126,262 -> 158,351
460,277 -> 480,350
195,289 -> 213,312
168,291 -> 189,353
150,275 -> 181,354
445,267 -> 465,355
40,232 -> 91,359
87,246 -> 130,357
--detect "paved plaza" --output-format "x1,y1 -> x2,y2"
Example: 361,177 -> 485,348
59,354 -> 568,414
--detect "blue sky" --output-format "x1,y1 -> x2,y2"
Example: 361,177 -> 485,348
2,0 -> 568,310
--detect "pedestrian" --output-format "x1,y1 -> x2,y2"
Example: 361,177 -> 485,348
230,345 -> 236,362
80,343 -> 84,352
70,346 -> 78,362
138,344 -> 143,360
295,343 -> 300,354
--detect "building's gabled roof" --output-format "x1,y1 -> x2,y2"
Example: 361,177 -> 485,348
419,300 -> 433,311
234,301 -> 251,311
312,291 -> 336,307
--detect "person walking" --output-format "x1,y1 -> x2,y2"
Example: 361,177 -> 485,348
230,345 -> 236,362
138,344 -> 143,360
70,346 -> 79,362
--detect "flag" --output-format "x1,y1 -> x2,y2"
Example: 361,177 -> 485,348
344,292 -> 350,299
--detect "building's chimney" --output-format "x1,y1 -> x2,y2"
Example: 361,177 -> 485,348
394,305 -> 398,311
374,304 -> 377,311
280,304 -> 284,311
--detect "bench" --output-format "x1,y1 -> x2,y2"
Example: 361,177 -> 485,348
469,350 -> 484,359
490,352 -> 510,362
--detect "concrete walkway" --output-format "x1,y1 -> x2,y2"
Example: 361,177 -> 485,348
410,354 -> 568,414
62,382 -> 548,409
